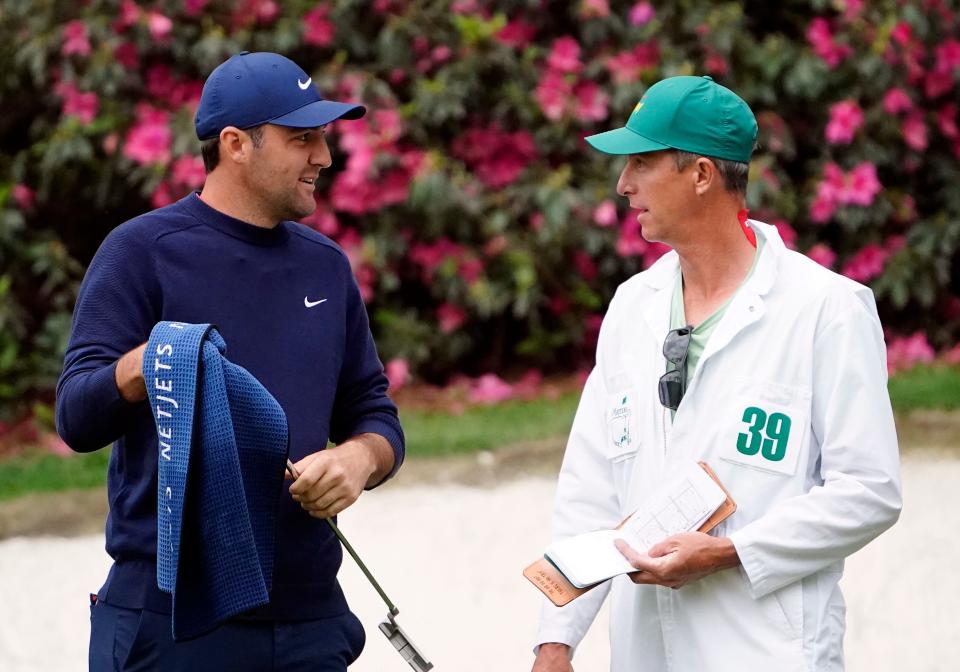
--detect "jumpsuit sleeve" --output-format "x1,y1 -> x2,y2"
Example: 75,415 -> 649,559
729,287 -> 902,598
534,366 -> 622,654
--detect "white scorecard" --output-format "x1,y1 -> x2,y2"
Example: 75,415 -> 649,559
545,461 -> 728,588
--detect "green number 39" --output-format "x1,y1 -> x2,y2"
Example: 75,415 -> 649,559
736,406 -> 792,462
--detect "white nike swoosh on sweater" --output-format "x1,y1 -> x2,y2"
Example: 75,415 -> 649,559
304,297 -> 327,308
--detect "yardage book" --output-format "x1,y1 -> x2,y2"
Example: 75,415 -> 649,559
524,461 -> 736,606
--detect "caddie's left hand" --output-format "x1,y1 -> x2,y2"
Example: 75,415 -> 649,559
614,532 -> 741,589
287,433 -> 393,518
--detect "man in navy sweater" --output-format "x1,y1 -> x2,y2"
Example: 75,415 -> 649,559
56,52 -> 404,671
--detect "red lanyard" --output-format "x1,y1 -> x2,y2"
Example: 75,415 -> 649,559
738,208 -> 757,248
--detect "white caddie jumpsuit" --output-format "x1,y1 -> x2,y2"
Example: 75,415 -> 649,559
536,221 -> 902,671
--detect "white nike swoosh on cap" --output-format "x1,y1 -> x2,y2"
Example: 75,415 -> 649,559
298,77 -> 312,90
304,296 -> 327,308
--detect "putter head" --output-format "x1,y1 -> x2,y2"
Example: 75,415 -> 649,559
378,613 -> 434,672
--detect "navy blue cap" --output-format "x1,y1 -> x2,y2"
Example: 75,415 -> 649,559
194,51 -> 366,141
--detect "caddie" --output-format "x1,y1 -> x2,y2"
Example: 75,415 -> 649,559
532,75 -> 902,671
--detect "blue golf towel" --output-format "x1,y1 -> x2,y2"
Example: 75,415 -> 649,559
144,321 -> 288,640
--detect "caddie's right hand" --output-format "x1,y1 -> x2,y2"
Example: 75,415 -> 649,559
532,643 -> 573,672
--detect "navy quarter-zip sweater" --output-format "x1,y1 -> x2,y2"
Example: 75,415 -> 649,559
56,193 -> 404,620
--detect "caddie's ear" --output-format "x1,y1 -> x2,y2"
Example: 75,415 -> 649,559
218,126 -> 253,165
692,156 -> 717,196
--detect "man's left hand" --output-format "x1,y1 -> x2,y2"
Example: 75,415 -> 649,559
614,532 -> 741,589
287,434 -> 393,518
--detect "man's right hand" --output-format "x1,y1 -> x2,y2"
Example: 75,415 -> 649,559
532,643 -> 573,672
115,343 -> 147,402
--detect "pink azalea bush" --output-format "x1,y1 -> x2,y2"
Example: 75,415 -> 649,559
3,0 -> 960,433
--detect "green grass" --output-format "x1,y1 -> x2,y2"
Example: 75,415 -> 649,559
2,366 -> 960,502
402,391 -> 580,457
0,448 -> 109,502
887,365 -> 960,412
0,391 -> 581,502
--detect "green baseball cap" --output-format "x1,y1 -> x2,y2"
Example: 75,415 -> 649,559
585,75 -> 758,163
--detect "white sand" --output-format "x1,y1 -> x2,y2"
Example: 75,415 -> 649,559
0,455 -> 956,672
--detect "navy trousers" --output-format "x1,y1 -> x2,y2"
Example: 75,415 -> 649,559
89,599 -> 366,671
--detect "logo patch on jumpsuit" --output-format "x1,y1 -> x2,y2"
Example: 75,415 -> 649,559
610,395 -> 632,449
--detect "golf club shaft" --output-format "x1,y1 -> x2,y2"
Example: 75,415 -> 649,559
285,458 -> 399,616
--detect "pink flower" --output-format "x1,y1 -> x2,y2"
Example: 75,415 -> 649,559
573,81 -> 609,122
616,211 -> 648,257
56,81 -> 99,125
886,332 -> 935,375
810,161 -> 882,221
483,234 -> 508,257
299,205 -> 340,236
115,0 -> 141,31
902,112 -> 928,150
806,243 -> 836,269
809,194 -> 836,223
943,342 -> 960,365
837,0 -> 864,22
924,69 -> 954,99
841,244 -> 889,283
469,374 -> 514,404
61,20 -> 91,57
432,45 -> 452,64
846,162 -> 882,206
547,37 -> 582,73
937,103 -> 958,139
103,133 -> 119,154
42,432 -> 72,457
580,0 -> 610,19
935,39 -> 960,71
437,303 -> 467,333
605,43 -> 660,84
629,1 -> 655,25
303,5 -> 335,47
891,21 -> 913,46
882,88 -> 913,115
114,42 -> 139,69
772,219 -> 797,249
451,124 -> 538,189
170,155 -> 206,189
385,358 -> 410,390
704,50 -> 729,77
593,200 -> 618,227
171,81 -> 203,108
254,0 -> 280,23
825,100 -> 863,144
806,18 -> 852,69
548,294 -> 570,315
458,257 -> 484,284
534,69 -> 572,121
512,369 -> 544,399
809,162 -> 846,222
123,104 -> 172,166
643,242 -> 671,268
409,238 -> 465,282
150,180 -> 176,209
495,19 -> 537,48
146,64 -> 175,99
573,250 -> 598,281
147,11 -> 173,40
184,0 -> 209,17
885,235 -> 906,255
12,184 -> 35,211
